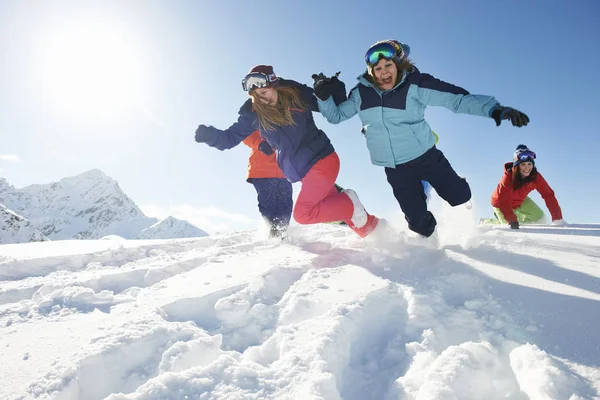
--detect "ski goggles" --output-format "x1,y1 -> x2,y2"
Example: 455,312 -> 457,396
241,72 -> 278,92
516,150 -> 536,161
365,42 -> 403,66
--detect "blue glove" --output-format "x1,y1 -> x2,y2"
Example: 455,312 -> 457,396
491,106 -> 529,127
258,141 -> 275,156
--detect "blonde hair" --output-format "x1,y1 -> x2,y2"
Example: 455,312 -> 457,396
250,86 -> 307,132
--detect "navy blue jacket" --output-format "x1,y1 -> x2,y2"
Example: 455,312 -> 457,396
195,79 -> 334,182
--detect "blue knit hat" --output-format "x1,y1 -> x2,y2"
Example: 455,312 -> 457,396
513,144 -> 536,167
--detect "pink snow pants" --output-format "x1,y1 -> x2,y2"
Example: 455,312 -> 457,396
293,152 -> 354,224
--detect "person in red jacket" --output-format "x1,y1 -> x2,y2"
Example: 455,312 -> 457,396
242,130 -> 292,239
488,144 -> 565,229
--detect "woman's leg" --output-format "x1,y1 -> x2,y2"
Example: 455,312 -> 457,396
515,196 -> 545,223
481,217 -> 501,224
422,147 -> 471,207
293,152 -> 354,224
252,178 -> 282,226
272,178 -> 293,228
386,166 -> 436,237
253,178 -> 294,238
492,207 -> 509,224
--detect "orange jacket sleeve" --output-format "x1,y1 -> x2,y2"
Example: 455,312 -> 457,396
535,173 -> 563,221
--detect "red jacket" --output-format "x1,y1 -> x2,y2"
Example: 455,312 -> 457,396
242,131 -> 286,181
491,163 -> 562,223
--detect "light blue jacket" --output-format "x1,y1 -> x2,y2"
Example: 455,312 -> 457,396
317,67 -> 500,167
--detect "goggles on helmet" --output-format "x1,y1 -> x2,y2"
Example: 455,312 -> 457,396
516,150 -> 536,161
365,42 -> 404,67
242,72 -> 277,92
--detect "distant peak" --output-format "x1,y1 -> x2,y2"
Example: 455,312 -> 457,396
46,169 -> 121,196
59,169 -> 115,185
0,177 -> 14,190
77,169 -> 108,178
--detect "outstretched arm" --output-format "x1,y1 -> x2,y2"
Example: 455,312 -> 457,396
317,88 -> 359,124
195,111 -> 256,150
414,73 -> 500,117
414,72 -> 529,127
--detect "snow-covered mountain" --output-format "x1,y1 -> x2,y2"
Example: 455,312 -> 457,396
0,170 -> 207,242
0,204 -> 48,244
0,177 -> 18,205
137,216 -> 208,239
0,169 -> 155,240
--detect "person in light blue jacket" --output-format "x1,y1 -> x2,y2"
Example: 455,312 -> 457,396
313,39 -> 529,238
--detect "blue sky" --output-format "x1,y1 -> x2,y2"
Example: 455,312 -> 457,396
1,0 -> 599,233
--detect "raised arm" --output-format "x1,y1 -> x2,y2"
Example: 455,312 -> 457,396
316,88 -> 359,124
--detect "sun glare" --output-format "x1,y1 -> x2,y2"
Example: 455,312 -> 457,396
41,22 -> 145,117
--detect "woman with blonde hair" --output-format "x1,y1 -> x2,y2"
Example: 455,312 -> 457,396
195,65 -> 379,238
314,40 -> 529,239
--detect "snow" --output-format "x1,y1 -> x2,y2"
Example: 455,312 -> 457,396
0,211 -> 599,399
137,216 -> 209,240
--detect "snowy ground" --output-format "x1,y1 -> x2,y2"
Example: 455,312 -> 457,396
1,206 -> 599,399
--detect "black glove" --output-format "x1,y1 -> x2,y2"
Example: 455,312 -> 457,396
195,124 -> 211,143
312,72 -> 335,101
329,75 -> 347,106
258,140 -> 275,156
491,106 -> 530,127
312,72 -> 345,103
509,221 -> 520,229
